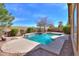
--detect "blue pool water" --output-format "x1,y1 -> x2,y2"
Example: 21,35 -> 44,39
24,33 -> 62,45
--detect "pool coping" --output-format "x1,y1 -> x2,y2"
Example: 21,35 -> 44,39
24,32 -> 65,39
24,32 -> 65,44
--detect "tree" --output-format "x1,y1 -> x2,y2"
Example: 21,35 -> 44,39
0,4 -> 14,27
0,3 -> 14,36
26,27 -> 35,33
10,29 -> 18,36
58,21 -> 63,32
63,25 -> 71,34
37,17 -> 48,32
48,23 -> 55,32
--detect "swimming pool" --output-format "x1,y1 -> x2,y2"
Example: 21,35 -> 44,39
24,33 -> 63,45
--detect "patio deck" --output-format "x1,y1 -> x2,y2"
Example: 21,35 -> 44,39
25,38 -> 74,56
0,36 -> 74,56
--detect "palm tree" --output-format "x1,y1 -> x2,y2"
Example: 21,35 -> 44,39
58,21 -> 63,32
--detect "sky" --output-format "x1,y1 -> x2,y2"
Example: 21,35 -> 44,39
5,3 -> 68,27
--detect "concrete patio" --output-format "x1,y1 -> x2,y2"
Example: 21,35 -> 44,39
25,37 -> 74,56
0,35 -> 74,56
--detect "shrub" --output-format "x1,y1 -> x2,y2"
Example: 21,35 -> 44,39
10,29 -> 18,36
26,27 -> 34,33
47,26 -> 55,32
63,25 -> 71,34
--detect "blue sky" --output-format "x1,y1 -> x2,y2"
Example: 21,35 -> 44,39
5,3 -> 68,27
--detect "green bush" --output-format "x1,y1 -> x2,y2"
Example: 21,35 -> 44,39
63,25 -> 71,34
26,27 -> 34,33
10,29 -> 18,36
